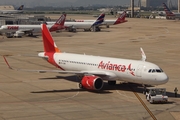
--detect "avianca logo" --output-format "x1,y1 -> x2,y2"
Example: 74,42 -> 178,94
7,26 -> 19,30
98,61 -> 135,76
98,61 -> 126,72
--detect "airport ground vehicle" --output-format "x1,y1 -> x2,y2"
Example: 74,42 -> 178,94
146,87 -> 168,104
5,32 -> 24,38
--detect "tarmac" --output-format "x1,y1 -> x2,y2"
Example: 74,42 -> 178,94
0,14 -> 180,120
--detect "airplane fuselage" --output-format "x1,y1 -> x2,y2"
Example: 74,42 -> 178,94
46,21 -> 94,29
0,10 -> 23,14
75,20 -> 117,25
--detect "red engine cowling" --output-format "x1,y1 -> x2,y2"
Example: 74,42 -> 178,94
81,75 -> 104,90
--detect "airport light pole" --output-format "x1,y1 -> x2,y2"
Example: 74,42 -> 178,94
179,0 -> 180,13
131,0 -> 134,18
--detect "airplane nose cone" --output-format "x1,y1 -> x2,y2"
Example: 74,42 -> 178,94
157,73 -> 169,84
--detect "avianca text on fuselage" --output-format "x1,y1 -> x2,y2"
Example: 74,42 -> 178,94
98,61 -> 126,72
98,61 -> 135,76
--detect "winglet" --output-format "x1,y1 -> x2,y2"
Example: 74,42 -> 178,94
92,13 -> 105,26
114,11 -> 127,25
3,56 -> 13,69
41,24 -> 60,53
140,47 -> 146,61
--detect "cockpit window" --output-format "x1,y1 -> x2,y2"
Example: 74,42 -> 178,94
156,69 -> 161,73
148,69 -> 163,73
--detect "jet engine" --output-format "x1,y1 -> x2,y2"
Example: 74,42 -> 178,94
81,75 -> 104,90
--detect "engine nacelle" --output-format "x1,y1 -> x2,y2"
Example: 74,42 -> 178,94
81,75 -> 104,90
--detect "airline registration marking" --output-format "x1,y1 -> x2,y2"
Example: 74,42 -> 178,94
7,26 -> 19,30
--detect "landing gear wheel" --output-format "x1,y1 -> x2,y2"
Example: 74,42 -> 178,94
79,83 -> 83,89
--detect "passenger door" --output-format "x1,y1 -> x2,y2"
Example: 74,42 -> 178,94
136,64 -> 144,77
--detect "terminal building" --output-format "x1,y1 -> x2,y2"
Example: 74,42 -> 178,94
0,5 -> 51,26
141,0 -> 167,7
0,14 -> 51,26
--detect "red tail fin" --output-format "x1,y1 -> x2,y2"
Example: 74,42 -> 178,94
55,13 -> 66,26
114,11 -> 127,25
49,13 -> 66,32
41,24 -> 60,53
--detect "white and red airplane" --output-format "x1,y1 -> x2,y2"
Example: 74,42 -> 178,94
3,24 -> 169,91
0,13 -> 66,37
75,11 -> 127,28
46,13 -> 105,32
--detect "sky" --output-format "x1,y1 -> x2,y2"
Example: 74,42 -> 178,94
0,0 -> 139,7
0,0 -> 177,8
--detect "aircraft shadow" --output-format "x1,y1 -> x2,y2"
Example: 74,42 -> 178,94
39,75 -> 81,82
31,89 -> 112,94
26,35 -> 39,38
37,75 -> 176,99
31,83 -> 147,95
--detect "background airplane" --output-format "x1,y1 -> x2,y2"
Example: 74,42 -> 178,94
0,5 -> 24,14
0,13 -> 66,38
3,24 -> 169,91
46,13 -> 105,32
162,3 -> 180,19
75,11 -> 127,28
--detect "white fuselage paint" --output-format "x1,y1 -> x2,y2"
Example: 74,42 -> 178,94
75,20 -> 116,25
47,20 -> 116,27
39,52 -> 169,85
0,10 -> 23,14
0,24 -> 53,34
46,21 -> 94,29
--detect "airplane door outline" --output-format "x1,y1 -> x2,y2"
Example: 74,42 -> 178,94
136,64 -> 144,77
